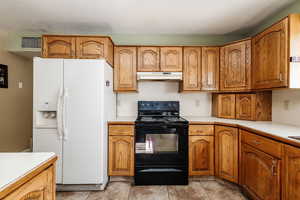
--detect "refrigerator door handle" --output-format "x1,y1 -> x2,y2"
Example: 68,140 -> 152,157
63,88 -> 69,141
56,87 -> 63,140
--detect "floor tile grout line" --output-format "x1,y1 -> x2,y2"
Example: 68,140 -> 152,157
166,185 -> 170,200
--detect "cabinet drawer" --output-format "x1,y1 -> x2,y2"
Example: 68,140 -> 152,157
241,130 -> 282,158
189,125 -> 214,136
109,125 -> 134,136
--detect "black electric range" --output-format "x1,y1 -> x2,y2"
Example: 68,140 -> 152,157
134,101 -> 189,185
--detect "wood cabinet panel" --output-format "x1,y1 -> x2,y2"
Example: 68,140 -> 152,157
76,37 -> 106,59
241,143 -> 280,200
236,94 -> 256,120
137,47 -> 160,72
212,94 -> 236,119
283,145 -> 300,200
201,47 -> 219,90
189,136 -> 214,176
109,125 -> 134,136
3,166 -> 54,200
241,129 -> 282,158
215,126 -> 238,183
109,136 -> 134,176
114,46 -> 137,91
42,36 -> 76,58
252,18 -> 288,89
160,47 -> 183,72
183,47 -> 201,90
220,40 -> 251,91
189,125 -> 214,136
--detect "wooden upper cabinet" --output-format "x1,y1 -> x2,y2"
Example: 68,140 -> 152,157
182,47 -> 201,91
201,47 -> 220,90
212,94 -> 236,119
189,136 -> 214,176
252,18 -> 288,89
75,37 -> 114,65
42,36 -> 76,58
114,46 -> 137,92
241,143 -> 280,200
137,47 -> 160,72
160,47 -> 183,72
109,136 -> 134,176
236,94 -> 256,120
283,145 -> 300,200
220,40 -> 251,91
215,126 -> 239,183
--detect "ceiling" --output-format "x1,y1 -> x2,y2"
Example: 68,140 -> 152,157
0,0 -> 296,35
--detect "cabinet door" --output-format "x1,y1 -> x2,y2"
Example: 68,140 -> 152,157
160,47 -> 183,72
137,47 -> 160,72
109,136 -> 134,176
42,36 -> 75,58
201,47 -> 219,90
282,145 -> 300,200
215,126 -> 238,183
218,94 -> 236,119
252,18 -> 288,89
189,136 -> 214,176
114,46 -> 137,91
183,47 -> 201,90
236,94 -> 256,120
220,40 -> 251,91
3,166 -> 54,200
241,144 -> 280,200
76,37 -> 106,59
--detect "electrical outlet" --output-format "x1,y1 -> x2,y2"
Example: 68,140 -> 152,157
284,100 -> 290,110
195,100 -> 200,107
18,81 -> 23,88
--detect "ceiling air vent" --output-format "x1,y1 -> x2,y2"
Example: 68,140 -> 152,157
21,37 -> 41,48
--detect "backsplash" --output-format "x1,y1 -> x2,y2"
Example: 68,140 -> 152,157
272,90 -> 300,126
116,81 -> 212,117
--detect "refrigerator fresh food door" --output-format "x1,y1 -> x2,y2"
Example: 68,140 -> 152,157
33,129 -> 63,183
62,59 -> 103,184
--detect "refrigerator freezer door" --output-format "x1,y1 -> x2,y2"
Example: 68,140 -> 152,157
33,58 -> 63,111
33,129 -> 63,183
62,59 -> 104,184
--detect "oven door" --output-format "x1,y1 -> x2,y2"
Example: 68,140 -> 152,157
135,123 -> 188,166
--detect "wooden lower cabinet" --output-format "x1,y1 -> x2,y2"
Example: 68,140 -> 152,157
189,136 -> 214,176
241,143 -> 280,200
109,135 -> 134,176
215,126 -> 239,183
3,166 -> 55,200
282,145 -> 300,200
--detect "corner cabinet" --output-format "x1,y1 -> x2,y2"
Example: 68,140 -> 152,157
42,36 -> 76,58
201,47 -> 220,91
282,145 -> 300,200
114,46 -> 137,92
137,47 -> 160,72
220,40 -> 251,91
215,125 -> 239,183
252,18 -> 288,89
160,47 -> 183,72
108,125 -> 134,176
182,47 -> 202,91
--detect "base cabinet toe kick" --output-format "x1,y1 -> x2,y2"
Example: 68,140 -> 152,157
108,121 -> 300,200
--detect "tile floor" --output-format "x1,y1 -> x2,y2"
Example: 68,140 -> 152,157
56,178 -> 248,200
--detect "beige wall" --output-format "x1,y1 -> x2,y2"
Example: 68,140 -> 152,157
117,81 -> 212,117
0,32 -> 33,152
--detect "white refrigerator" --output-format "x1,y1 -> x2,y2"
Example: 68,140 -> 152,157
33,58 -> 115,189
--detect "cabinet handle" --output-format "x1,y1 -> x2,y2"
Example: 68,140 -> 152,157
271,160 -> 277,176
279,73 -> 283,82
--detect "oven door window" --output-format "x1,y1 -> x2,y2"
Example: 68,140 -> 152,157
136,134 -> 178,154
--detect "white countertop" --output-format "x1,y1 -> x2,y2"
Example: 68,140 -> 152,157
0,152 -> 56,191
111,116 -> 300,144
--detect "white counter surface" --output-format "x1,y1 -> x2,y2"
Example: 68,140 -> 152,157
0,152 -> 56,191
111,116 -> 300,145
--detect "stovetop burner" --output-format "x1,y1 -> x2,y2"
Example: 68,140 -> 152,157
136,116 -> 188,123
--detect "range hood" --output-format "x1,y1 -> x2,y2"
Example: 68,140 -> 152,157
137,72 -> 182,81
